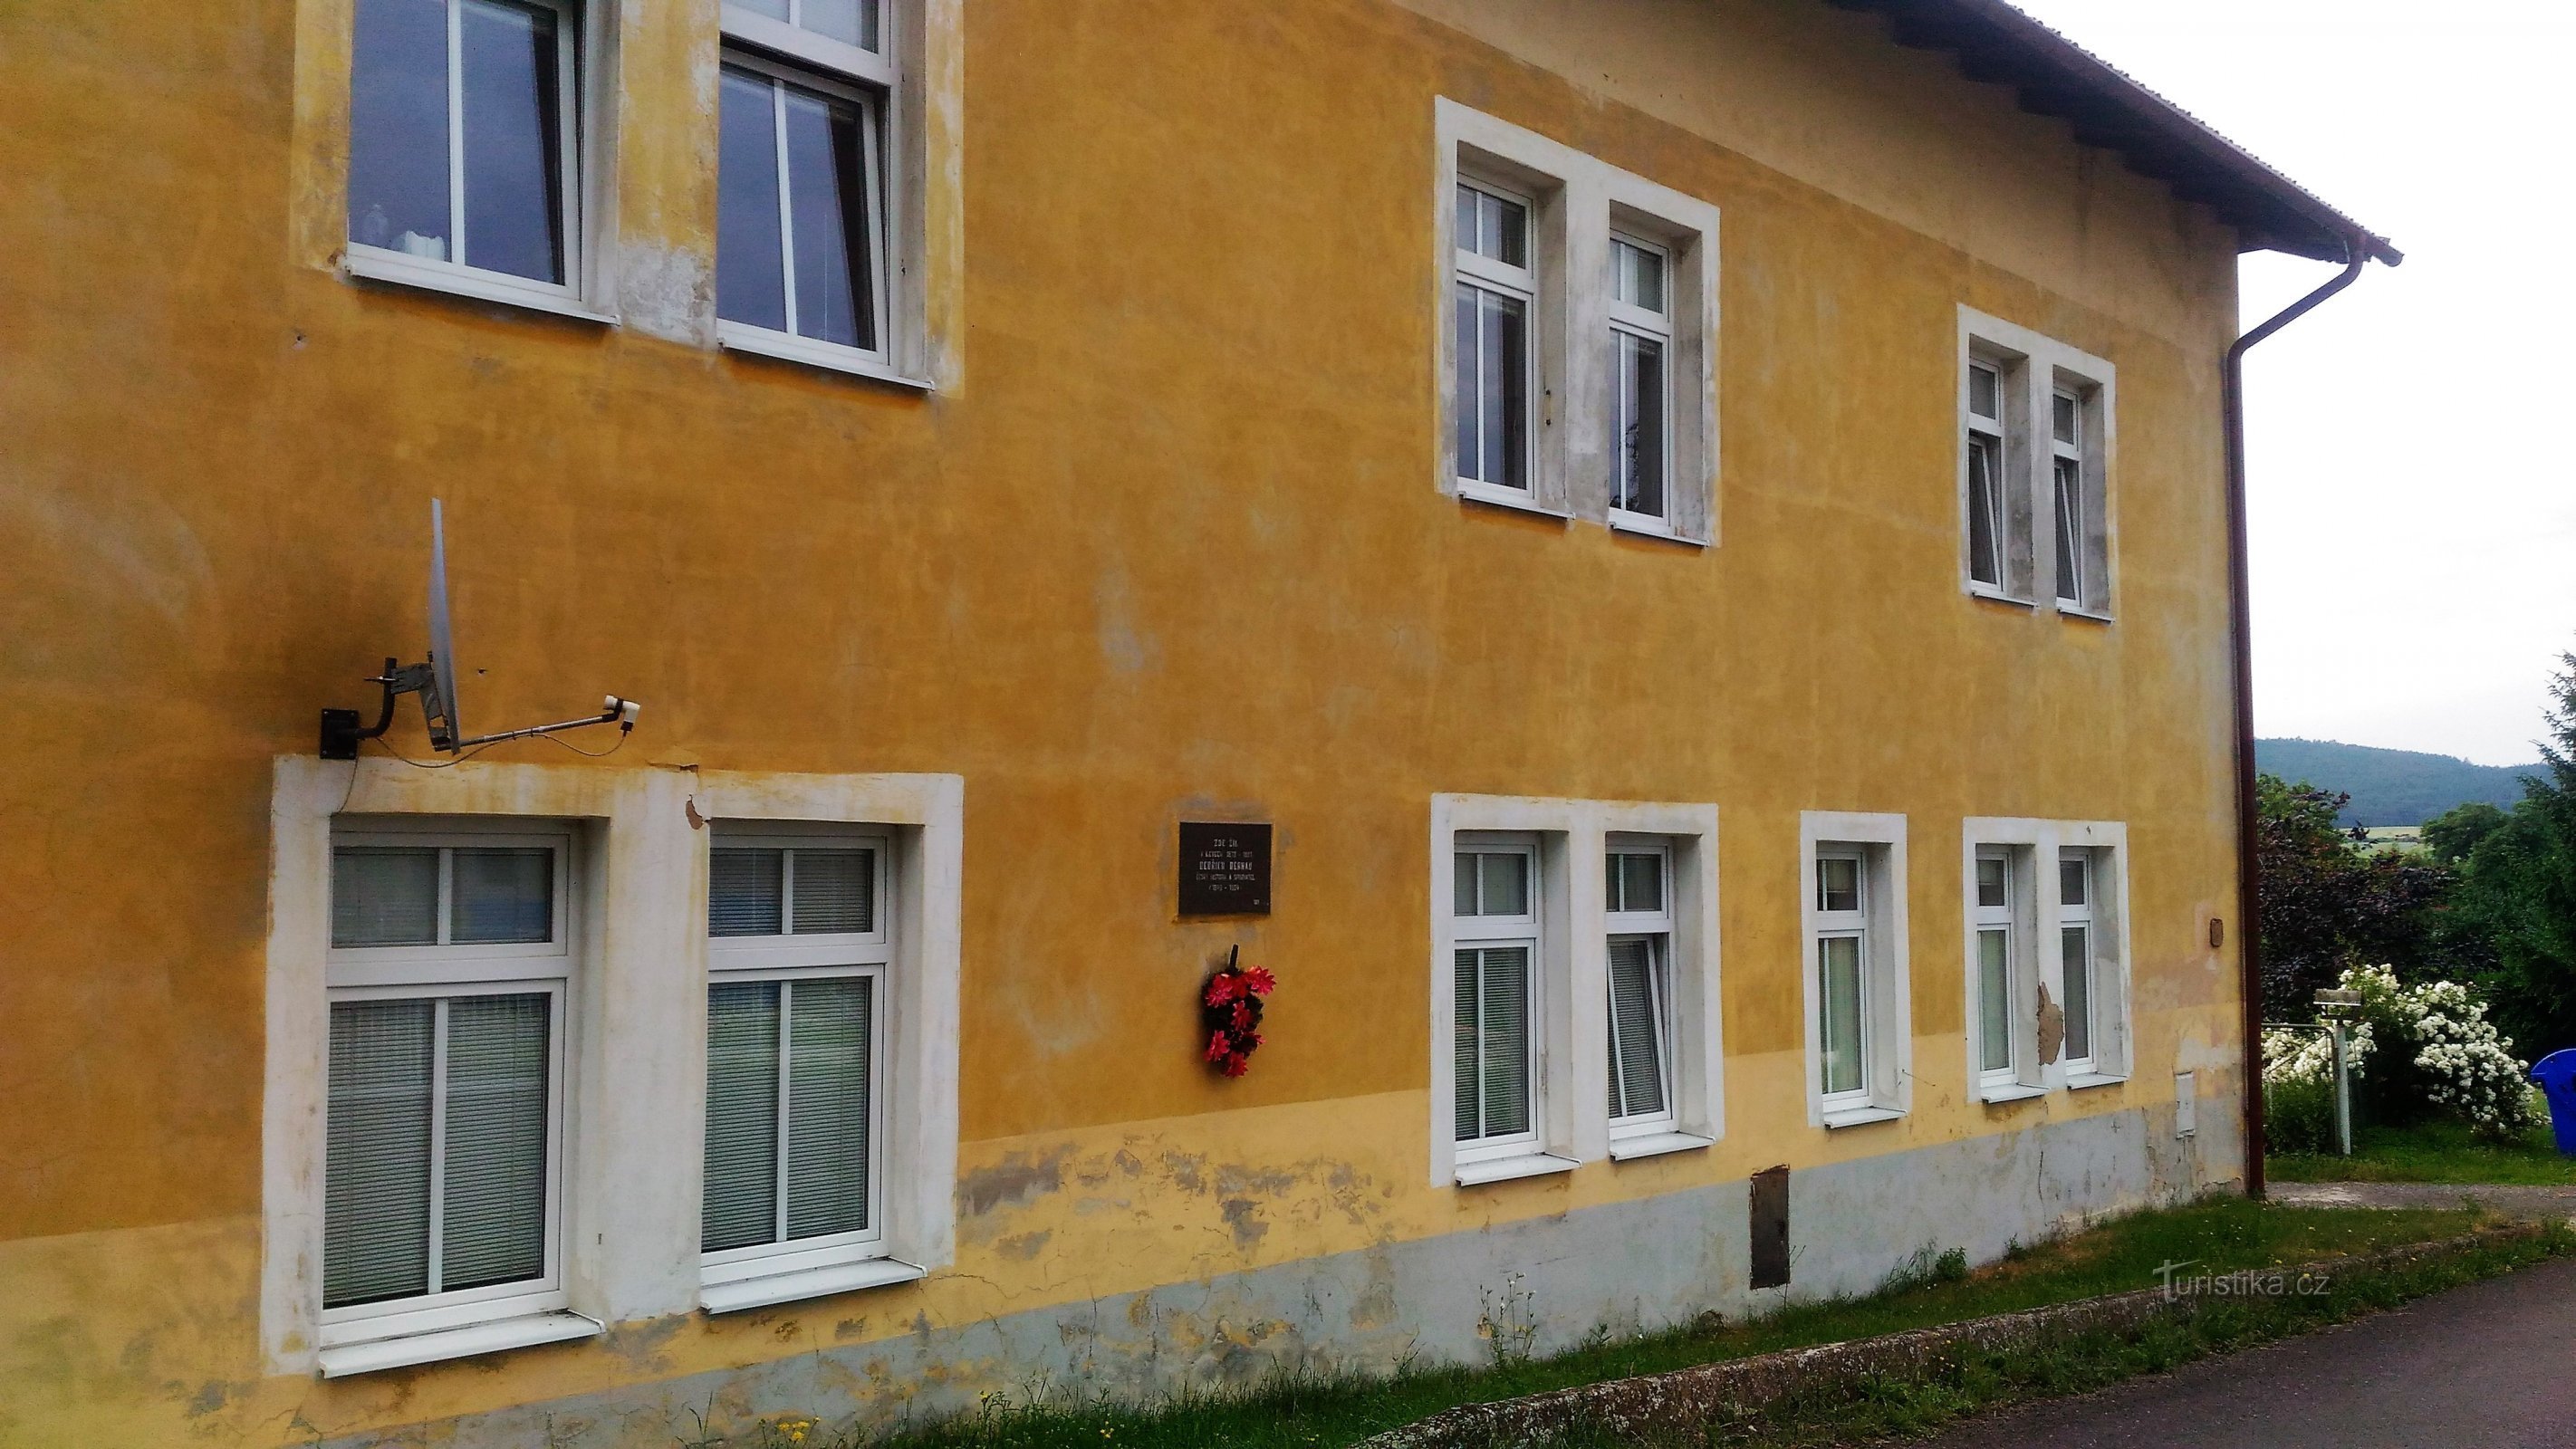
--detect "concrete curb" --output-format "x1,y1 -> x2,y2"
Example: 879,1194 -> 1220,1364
1356,1225 -> 2550,1449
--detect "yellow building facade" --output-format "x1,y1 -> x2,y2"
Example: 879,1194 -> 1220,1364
0,0 -> 2384,1443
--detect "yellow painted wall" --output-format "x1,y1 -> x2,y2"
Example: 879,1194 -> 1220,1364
0,0 -> 2246,1441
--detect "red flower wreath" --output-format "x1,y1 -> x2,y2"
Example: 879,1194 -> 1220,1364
1199,946 -> 1276,1078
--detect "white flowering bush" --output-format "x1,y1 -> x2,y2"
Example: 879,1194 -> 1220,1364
2267,964 -> 2538,1144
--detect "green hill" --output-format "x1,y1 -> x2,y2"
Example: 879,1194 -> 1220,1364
2254,737 -> 2545,827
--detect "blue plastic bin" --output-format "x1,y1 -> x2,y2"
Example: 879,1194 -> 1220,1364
2531,1050 -> 2576,1156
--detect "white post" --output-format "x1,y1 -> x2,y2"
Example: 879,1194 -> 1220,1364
2331,1019 -> 2353,1156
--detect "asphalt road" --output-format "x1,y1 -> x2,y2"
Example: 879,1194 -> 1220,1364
1902,1254 -> 2576,1449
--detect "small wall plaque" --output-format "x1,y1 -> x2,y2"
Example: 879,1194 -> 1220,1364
1178,821 -> 1272,916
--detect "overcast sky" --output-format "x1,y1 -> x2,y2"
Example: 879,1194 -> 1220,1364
2004,0 -> 2576,767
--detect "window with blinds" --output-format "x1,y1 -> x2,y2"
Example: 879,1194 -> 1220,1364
1605,845 -> 1674,1131
704,830 -> 891,1279
1451,840 -> 1540,1158
1973,846 -> 2018,1085
2060,849 -> 2097,1070
322,827 -> 569,1340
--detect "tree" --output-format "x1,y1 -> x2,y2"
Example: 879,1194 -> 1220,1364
2424,800 -> 2509,864
2255,773 -> 2455,1021
2450,651 -> 2576,1057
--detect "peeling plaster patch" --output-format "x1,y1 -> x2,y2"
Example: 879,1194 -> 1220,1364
601,1313 -> 688,1372
610,241 -> 713,345
1219,1198 -> 1268,1252
957,1148 -> 1069,1217
995,1231 -> 1053,1262
1160,1152 -> 1206,1194
1215,1164 -> 1298,1198
833,1317 -> 870,1341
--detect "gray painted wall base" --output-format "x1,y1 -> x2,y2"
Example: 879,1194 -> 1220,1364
322,1103 -> 2230,1448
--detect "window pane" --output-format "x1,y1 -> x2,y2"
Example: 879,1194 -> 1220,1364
2052,391 -> 2079,445
2054,458 -> 2084,602
1969,362 -> 2000,419
1476,947 -> 1532,1137
1479,289 -> 1526,489
457,0 -> 564,283
333,846 -> 440,948
325,999 -> 435,1308
2060,854 -> 2088,907
1452,284 -> 1480,480
1614,852 -> 1664,915
1820,936 -> 1864,1096
703,982 -> 782,1252
1612,239 -> 1664,312
782,84 -> 877,350
710,848 -> 786,936
1617,332 -> 1666,517
1975,854 -> 2007,910
1455,853 -> 1479,918
1607,936 -> 1667,1119
1490,194 -> 1526,267
791,848 -> 876,934
716,68 -> 790,332
450,848 -> 553,944
784,977 -> 872,1239
1978,928 -> 2011,1073
1476,852 -> 1528,917
1817,856 -> 1860,914
800,0 -> 879,48
2062,926 -> 2092,1060
439,993 -> 551,1292
348,0 -> 452,259
735,0 -> 787,15
1966,434 -> 2003,587
1452,949 -> 1482,1142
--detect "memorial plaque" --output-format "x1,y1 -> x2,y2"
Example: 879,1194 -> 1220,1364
1178,821 -> 1272,916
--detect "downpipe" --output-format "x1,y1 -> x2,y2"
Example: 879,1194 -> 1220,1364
2225,236 -> 2387,1197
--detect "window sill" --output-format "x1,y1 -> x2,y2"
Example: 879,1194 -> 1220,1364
316,1310 -> 601,1379
343,247 -> 618,326
1821,1104 -> 1905,1130
1608,1130 -> 1715,1162
1455,480 -> 1572,521
2064,1070 -> 2129,1091
1455,1151 -> 1579,1186
2056,603 -> 2115,625
700,1257 -> 926,1314
1609,515 -> 1710,549
1967,586 -> 2037,609
1979,1082 -> 2049,1105
716,321 -> 933,390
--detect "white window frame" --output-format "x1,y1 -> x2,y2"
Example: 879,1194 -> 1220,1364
699,825 -> 898,1302
1607,234 -> 1675,534
713,5 -> 901,380
1449,168 -> 1552,513
263,759 -> 963,1377
1957,307 -> 2116,618
1428,795 -> 1721,1186
1450,832 -> 1547,1172
1800,812 -> 1909,1128
318,819 -> 582,1362
1963,818 -> 2130,1092
1960,824 -> 2045,1103
341,0 -> 615,324
1961,351 -> 2027,600
1603,837 -> 1679,1145
1435,100 -> 1721,542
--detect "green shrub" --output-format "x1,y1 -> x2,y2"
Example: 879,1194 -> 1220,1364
2267,1075 -> 2340,1156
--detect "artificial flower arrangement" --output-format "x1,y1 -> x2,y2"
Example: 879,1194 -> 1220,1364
1199,945 -> 1276,1078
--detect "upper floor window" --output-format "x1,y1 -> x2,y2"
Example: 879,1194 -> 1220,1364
1957,309 -> 2114,617
347,0 -> 585,307
716,3 -> 896,376
1608,237 -> 1671,528
1453,182 -> 1534,497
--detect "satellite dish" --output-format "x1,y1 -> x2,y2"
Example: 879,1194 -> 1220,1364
317,500 -> 640,760
422,499 -> 463,753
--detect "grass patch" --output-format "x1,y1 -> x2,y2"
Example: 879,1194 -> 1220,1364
2269,1116 -> 2576,1185
697,1198 -> 2502,1449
